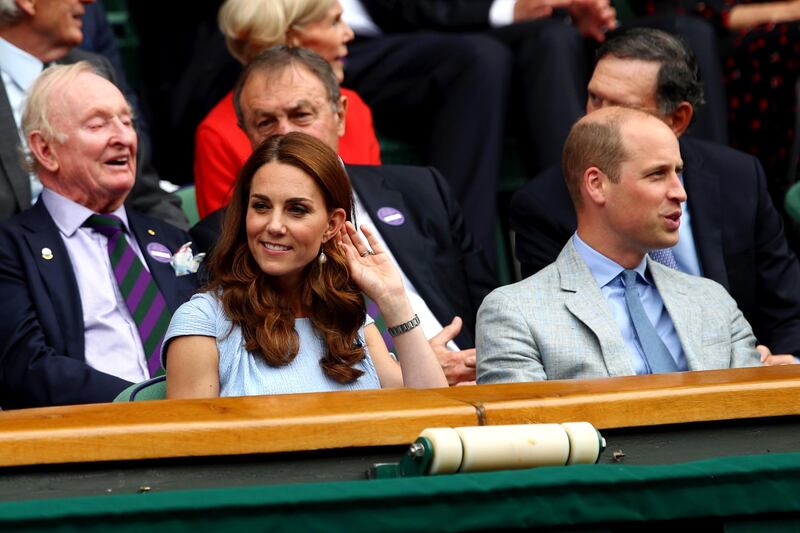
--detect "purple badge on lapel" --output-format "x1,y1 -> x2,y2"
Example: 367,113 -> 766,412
377,207 -> 405,226
146,242 -> 172,263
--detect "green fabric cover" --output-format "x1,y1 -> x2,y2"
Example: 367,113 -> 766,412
1,453 -> 799,531
112,376 -> 166,402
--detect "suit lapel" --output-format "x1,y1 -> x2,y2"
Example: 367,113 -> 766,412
348,166 -> 453,320
21,202 -> 84,356
681,138 -> 728,288
559,243 -> 635,377
0,82 -> 30,211
128,211 -> 183,310
650,261 -> 704,371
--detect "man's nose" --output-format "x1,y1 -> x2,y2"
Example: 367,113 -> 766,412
669,173 -> 687,202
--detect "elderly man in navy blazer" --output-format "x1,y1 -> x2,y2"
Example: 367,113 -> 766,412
0,63 -> 198,409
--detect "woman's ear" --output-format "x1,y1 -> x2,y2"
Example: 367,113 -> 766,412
322,208 -> 347,242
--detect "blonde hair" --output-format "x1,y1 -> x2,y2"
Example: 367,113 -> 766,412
219,0 -> 333,65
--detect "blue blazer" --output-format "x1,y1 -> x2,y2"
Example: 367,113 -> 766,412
0,200 -> 198,409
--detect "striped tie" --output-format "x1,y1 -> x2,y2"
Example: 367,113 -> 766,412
83,214 -> 170,377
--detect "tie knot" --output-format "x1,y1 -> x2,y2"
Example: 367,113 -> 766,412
83,214 -> 125,238
622,269 -> 639,287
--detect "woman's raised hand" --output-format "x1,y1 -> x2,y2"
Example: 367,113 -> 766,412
337,222 -> 406,312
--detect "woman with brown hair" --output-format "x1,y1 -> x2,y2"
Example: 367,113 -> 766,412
165,132 -> 445,397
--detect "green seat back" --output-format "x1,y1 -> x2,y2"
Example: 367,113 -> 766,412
113,375 -> 167,402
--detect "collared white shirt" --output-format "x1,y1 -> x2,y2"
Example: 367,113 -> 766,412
0,37 -> 43,203
42,188 -> 151,383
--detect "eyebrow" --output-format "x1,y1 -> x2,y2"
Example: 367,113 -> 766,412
250,193 -> 314,203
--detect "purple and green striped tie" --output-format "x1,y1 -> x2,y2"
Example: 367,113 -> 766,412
83,214 -> 170,377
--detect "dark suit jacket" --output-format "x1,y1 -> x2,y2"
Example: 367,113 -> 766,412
360,0 -> 494,32
191,164 -> 496,348
0,200 -> 199,409
0,48 -> 186,228
511,136 -> 800,356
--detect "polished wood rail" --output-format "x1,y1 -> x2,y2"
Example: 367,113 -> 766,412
0,366 -> 798,468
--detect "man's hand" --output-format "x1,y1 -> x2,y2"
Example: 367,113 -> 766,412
757,344 -> 799,366
514,0 -> 573,22
567,0 -> 617,42
429,316 -> 476,385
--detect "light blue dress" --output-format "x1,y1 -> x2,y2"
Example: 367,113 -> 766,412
163,292 -> 381,396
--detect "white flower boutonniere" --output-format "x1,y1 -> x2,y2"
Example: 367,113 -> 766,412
170,242 -> 205,276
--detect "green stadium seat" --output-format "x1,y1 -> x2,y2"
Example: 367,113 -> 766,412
176,185 -> 200,226
113,375 -> 167,402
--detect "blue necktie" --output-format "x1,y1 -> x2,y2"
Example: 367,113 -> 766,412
622,269 -> 679,374
648,248 -> 679,270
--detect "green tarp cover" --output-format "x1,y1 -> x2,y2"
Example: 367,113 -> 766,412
1,453 -> 799,531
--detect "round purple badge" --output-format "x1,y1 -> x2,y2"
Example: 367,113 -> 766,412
376,207 -> 405,226
146,242 -> 172,263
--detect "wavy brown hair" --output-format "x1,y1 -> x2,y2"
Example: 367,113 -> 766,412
206,132 -> 366,383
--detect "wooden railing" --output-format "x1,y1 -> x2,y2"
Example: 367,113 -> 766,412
0,366 -> 798,468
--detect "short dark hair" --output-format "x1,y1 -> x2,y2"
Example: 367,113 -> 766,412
596,28 -> 704,115
233,45 -> 341,128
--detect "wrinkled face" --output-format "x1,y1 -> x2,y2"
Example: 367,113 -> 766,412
602,117 -> 686,257
246,161 -> 343,289
288,0 -> 354,83
30,0 -> 94,51
587,56 -> 662,116
43,71 -> 137,212
240,65 -> 345,151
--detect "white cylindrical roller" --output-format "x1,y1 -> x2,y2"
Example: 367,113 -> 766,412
561,422 -> 602,465
419,428 -> 463,475
455,424 -> 570,473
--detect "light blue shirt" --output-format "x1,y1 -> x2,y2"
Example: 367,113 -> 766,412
573,234 -> 688,374
0,37 -> 43,203
42,188 -> 151,383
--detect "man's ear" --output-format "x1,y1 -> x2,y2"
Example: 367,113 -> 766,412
27,131 -> 59,173
584,166 -> 609,207
336,94 -> 347,138
15,0 -> 35,17
664,101 -> 693,137
323,208 -> 347,242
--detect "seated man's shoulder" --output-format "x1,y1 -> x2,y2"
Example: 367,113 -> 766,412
483,262 -> 561,307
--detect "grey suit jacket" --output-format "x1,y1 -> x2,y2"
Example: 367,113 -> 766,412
476,241 -> 760,383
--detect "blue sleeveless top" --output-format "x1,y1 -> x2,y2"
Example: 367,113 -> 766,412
163,292 -> 381,396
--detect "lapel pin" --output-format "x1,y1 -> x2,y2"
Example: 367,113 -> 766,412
376,207 -> 405,226
147,229 -> 156,236
146,242 -> 173,263
41,247 -> 53,260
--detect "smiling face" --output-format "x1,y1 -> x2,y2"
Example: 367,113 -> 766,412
34,71 -> 137,212
601,115 -> 686,262
286,0 -> 353,83
246,160 -> 344,290
27,0 -> 95,57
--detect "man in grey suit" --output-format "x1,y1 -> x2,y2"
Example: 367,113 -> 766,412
0,0 -> 186,228
477,107 -> 764,383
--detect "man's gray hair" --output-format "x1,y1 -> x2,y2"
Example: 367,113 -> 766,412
233,45 -> 341,128
22,61 -> 102,143
0,0 -> 24,28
